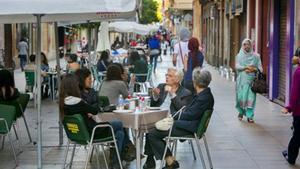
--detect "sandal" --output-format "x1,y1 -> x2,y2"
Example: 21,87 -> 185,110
238,114 -> 243,120
247,118 -> 254,123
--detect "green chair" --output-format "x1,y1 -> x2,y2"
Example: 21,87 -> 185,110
0,104 -> 18,166
25,70 -> 35,92
162,110 -> 214,169
0,93 -> 32,143
62,114 -> 122,169
90,65 -> 102,91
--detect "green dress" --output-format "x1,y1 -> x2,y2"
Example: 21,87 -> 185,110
235,48 -> 262,119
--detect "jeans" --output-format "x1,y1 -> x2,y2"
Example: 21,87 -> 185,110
288,116 -> 300,163
144,127 -> 192,160
150,54 -> 158,72
109,120 -> 125,162
19,55 -> 27,71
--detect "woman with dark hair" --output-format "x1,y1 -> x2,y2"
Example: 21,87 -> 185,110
59,74 -> 125,169
183,37 -> 204,94
97,50 -> 111,72
98,64 -> 129,105
282,47 -> 300,165
129,51 -> 148,82
0,69 -> 19,101
75,68 -> 98,109
66,54 -> 80,73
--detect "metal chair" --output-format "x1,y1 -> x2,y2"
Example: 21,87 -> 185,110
62,114 -> 122,169
0,104 -> 18,166
90,65 -> 102,91
0,93 -> 32,143
162,110 -> 214,169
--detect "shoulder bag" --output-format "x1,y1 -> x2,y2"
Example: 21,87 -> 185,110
155,106 -> 185,131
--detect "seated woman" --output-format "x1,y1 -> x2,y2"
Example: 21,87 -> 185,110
0,69 -> 20,101
75,68 -> 98,109
66,54 -> 80,73
98,64 -> 129,105
97,50 -> 111,72
143,68 -> 214,169
59,74 -> 125,169
129,51 -> 148,82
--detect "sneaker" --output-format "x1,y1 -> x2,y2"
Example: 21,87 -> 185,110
162,160 -> 179,169
282,150 -> 295,165
143,156 -> 156,169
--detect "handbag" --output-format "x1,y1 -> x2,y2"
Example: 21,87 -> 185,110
251,69 -> 267,94
155,106 -> 185,131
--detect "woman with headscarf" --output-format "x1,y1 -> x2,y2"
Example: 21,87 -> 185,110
281,47 -> 300,165
235,39 -> 262,123
183,37 -> 204,95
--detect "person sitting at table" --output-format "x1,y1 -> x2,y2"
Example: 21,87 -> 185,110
98,64 -> 129,105
24,54 -> 49,97
97,50 -> 112,72
66,54 -> 80,73
59,74 -> 125,169
0,69 -> 20,101
150,67 -> 192,115
129,51 -> 148,82
143,68 -> 214,169
76,68 -> 99,109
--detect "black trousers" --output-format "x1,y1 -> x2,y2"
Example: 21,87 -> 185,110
144,127 -> 192,160
288,116 -> 300,163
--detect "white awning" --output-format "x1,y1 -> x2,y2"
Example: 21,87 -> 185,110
109,21 -> 159,35
0,0 -> 137,23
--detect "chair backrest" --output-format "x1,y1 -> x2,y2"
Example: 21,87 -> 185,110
90,65 -> 100,82
62,114 -> 90,145
25,70 -> 35,87
98,96 -> 110,107
146,64 -> 152,82
196,109 -> 213,138
0,104 -> 16,134
0,94 -> 29,119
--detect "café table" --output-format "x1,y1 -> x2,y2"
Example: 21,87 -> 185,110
99,109 -> 168,169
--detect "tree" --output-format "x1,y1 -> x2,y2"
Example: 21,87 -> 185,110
140,0 -> 160,24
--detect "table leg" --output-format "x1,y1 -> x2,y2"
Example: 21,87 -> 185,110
135,130 -> 141,169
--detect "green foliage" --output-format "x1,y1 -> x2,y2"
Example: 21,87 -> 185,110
140,0 -> 159,24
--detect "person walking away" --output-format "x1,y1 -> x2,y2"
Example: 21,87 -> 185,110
235,39 -> 262,123
17,38 -> 28,71
173,27 -> 190,70
282,47 -> 300,165
183,37 -> 204,95
148,35 -> 161,73
161,39 -> 168,56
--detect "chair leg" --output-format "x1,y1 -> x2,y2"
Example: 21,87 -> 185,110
62,141 -> 70,169
195,135 -> 206,169
69,144 -> 76,169
13,125 -> 19,140
8,133 -> 18,166
101,145 -> 109,169
22,113 -> 32,143
95,145 -> 101,169
160,138 -> 171,169
189,140 -> 197,161
84,142 -> 93,169
89,146 -> 94,162
12,125 -> 22,153
1,135 -> 5,150
173,140 -> 178,159
203,136 -> 213,169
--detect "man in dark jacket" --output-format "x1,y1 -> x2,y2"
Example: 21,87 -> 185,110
150,67 -> 192,115
143,68 -> 214,169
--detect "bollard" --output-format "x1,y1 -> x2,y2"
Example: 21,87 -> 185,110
230,72 -> 235,82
